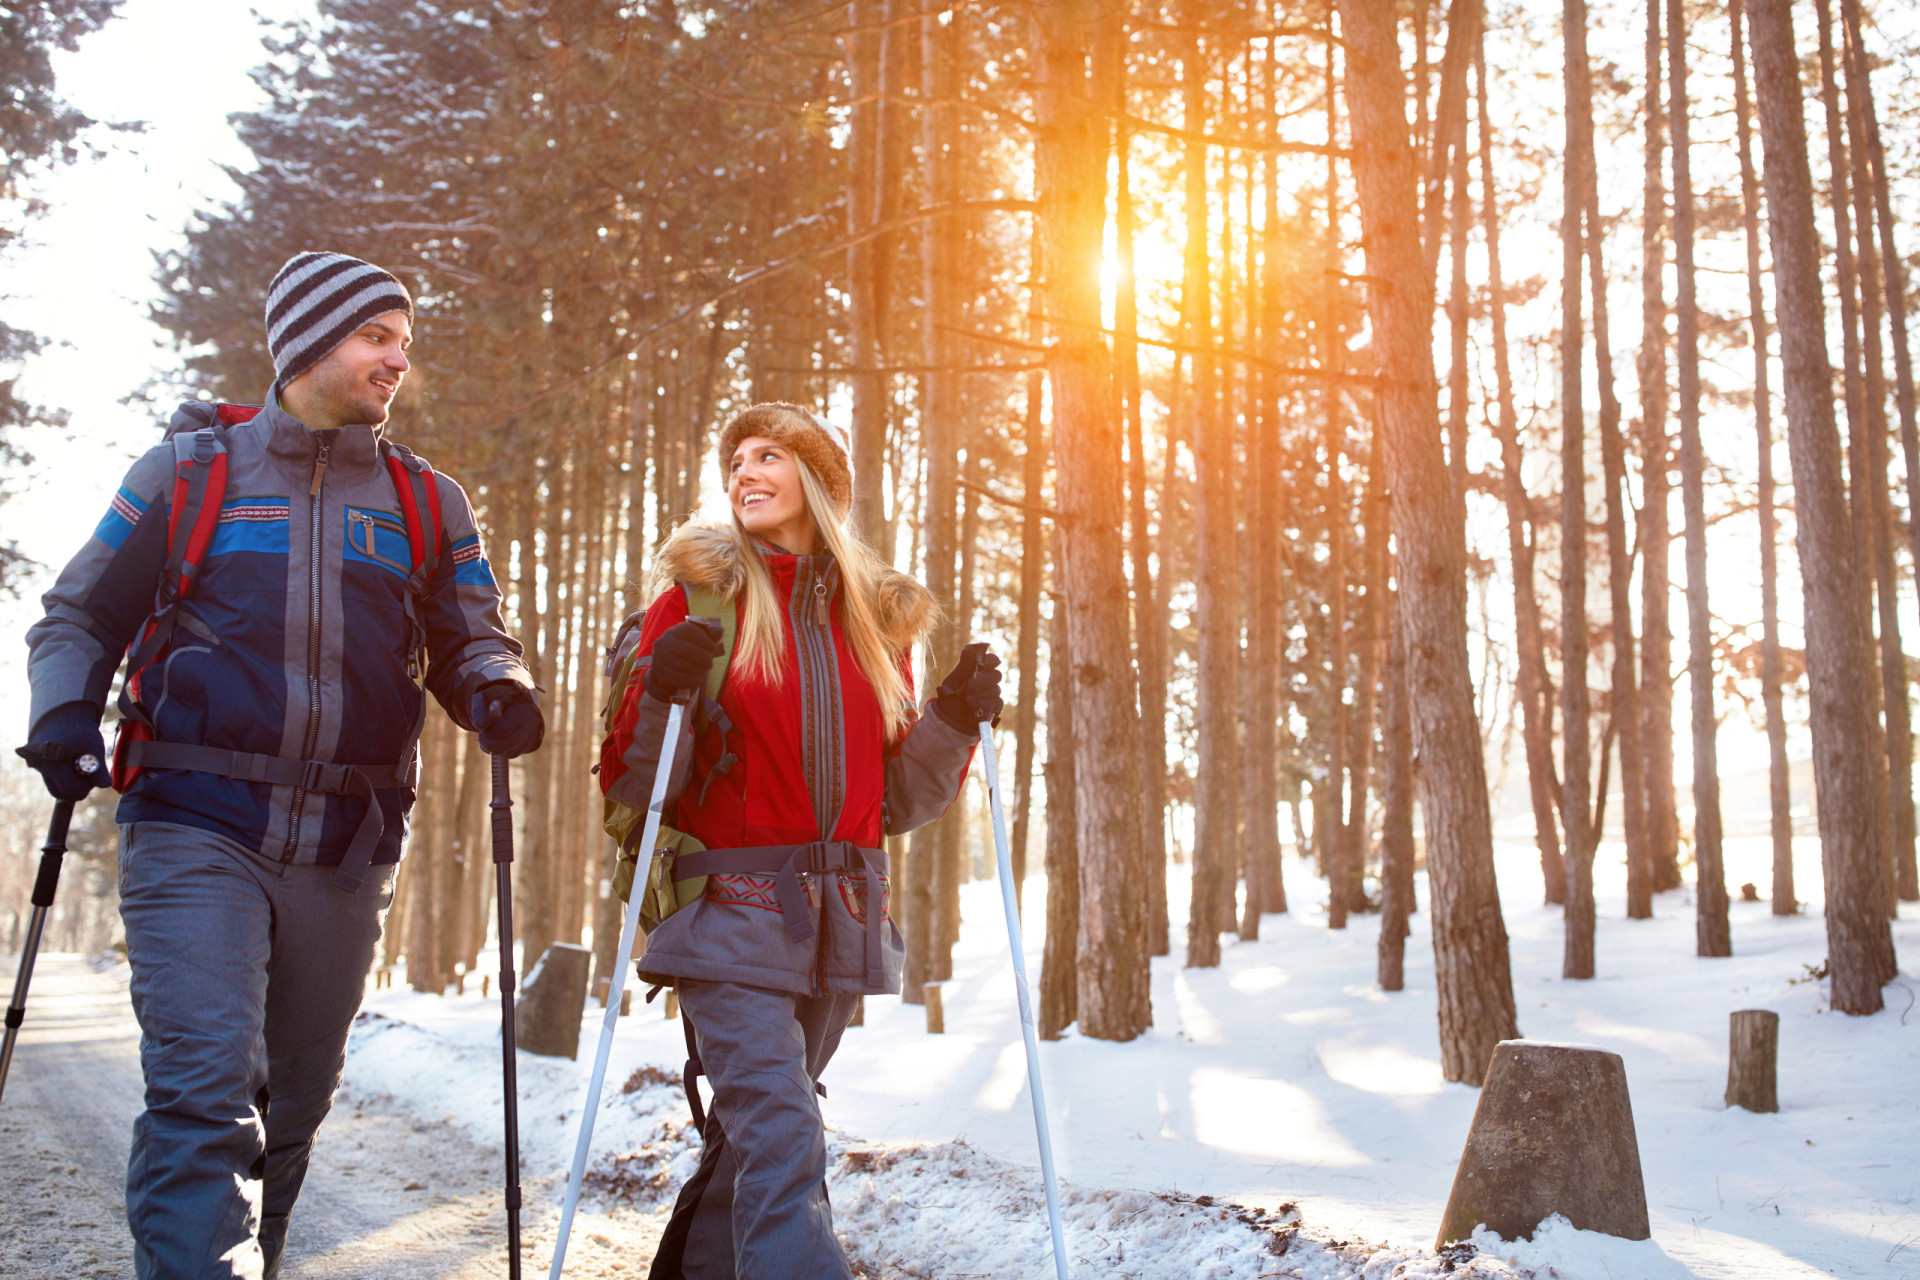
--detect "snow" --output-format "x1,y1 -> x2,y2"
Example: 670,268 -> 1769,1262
341,829 -> 1919,1278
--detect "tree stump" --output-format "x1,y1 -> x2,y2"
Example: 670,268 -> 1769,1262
513,943 -> 591,1059
1437,1041 -> 1650,1246
1725,1009 -> 1779,1113
924,982 -> 945,1034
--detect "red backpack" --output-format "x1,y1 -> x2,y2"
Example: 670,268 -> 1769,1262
110,404 -> 444,792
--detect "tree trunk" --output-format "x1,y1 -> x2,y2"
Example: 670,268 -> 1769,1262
1252,29 -> 1287,922
512,482 -> 557,969
1322,164 -> 1351,929
1729,0 -> 1796,917
1639,0 -> 1681,895
1479,42 -> 1565,907
1336,0 -> 1520,1085
1181,11 -> 1237,968
919,5 -> 966,985
1038,598 -> 1078,1040
1571,9 -> 1648,927
408,714 -> 455,993
1668,0 -> 1731,958
1837,8 -> 1916,910
1435,0 -> 1480,531
1748,0 -> 1895,1014
1337,431 -> 1388,916
1010,253 -> 1047,917
846,0 -> 888,540
902,155 -> 950,1005
1560,0 -> 1598,981
1813,0 -> 1899,926
1113,33 -> 1171,954
1378,599 -> 1414,991
1034,0 -> 1150,1041
1844,0 -> 1920,903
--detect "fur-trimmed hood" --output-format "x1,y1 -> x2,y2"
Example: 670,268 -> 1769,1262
651,522 -> 938,652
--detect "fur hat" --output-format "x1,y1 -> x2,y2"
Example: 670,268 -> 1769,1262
717,402 -> 854,515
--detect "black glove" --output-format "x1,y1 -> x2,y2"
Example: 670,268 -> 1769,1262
471,683 -> 544,758
933,642 -> 1003,732
644,617 -> 725,703
18,702 -> 112,801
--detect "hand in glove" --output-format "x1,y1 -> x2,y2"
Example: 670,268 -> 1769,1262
471,683 -> 544,758
17,702 -> 113,801
644,617 -> 725,703
933,642 -> 1003,732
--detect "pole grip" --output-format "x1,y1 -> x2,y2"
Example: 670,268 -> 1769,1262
29,801 -> 75,909
491,755 -> 514,865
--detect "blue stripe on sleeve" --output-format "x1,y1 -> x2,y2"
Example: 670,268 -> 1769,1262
454,557 -> 496,587
94,486 -> 149,550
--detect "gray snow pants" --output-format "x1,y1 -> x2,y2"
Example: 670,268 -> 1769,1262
117,820 -> 395,1280
651,979 -> 861,1280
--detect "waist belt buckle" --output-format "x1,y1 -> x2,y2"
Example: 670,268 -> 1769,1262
301,760 -> 350,793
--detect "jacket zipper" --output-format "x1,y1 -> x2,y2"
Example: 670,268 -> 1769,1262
794,559 -> 843,842
282,435 -> 331,861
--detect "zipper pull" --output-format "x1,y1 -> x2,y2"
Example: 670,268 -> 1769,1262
309,436 -> 332,497
805,873 -> 823,909
814,578 -> 828,626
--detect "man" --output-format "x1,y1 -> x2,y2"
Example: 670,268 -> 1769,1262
19,251 -> 541,1278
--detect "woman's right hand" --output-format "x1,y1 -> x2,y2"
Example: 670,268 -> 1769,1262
644,617 -> 724,702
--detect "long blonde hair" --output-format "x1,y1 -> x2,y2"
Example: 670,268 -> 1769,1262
722,462 -> 918,741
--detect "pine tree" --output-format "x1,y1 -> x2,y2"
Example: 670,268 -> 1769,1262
1748,0 -> 1896,1015
1335,0 -> 1519,1084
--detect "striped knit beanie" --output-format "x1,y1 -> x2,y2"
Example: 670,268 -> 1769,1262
265,252 -> 413,392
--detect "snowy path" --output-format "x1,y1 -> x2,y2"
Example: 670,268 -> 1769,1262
0,956 -> 661,1278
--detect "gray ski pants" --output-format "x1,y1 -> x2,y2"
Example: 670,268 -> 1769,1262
117,820 -> 396,1280
654,979 -> 861,1280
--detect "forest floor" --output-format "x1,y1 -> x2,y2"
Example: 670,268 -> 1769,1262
1,829 -> 1914,1278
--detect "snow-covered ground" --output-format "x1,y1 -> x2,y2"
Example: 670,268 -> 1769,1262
342,830 -> 1919,1279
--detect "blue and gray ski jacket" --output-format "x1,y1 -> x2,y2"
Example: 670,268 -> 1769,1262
25,400 -> 533,879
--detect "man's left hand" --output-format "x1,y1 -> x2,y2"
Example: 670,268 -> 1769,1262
471,683 -> 544,758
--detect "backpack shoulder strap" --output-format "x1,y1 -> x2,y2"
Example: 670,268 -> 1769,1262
115,415 -> 232,737
381,441 -> 443,590
680,584 -> 736,705
162,422 -> 232,606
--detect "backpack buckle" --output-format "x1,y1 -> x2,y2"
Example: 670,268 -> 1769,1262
301,760 -> 351,793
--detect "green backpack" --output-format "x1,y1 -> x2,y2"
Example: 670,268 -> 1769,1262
601,584 -> 738,933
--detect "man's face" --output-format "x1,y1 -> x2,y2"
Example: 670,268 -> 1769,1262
288,312 -> 412,427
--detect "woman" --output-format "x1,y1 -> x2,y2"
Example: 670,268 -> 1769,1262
599,402 -> 1001,1279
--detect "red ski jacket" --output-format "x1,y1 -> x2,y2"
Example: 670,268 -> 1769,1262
601,526 -> 975,849
599,525 -> 976,995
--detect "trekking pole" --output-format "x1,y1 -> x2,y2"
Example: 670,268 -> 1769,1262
0,754 -> 98,1106
549,689 -> 691,1280
977,724 -> 1072,1280
490,752 -> 524,1280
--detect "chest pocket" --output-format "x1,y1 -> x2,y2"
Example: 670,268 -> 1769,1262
344,506 -> 413,580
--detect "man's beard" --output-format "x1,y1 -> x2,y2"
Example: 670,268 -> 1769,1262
314,364 -> 391,426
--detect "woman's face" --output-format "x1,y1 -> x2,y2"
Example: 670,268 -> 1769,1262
729,435 -> 817,553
